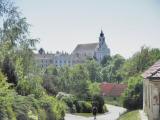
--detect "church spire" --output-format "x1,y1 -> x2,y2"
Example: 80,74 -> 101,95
100,30 -> 104,37
99,30 -> 105,47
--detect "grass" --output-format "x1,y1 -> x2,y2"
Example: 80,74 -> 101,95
104,96 -> 122,106
118,110 -> 141,120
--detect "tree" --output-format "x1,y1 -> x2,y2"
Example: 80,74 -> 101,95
70,64 -> 89,98
85,60 -> 102,82
101,54 -> 125,83
101,55 -> 112,66
88,81 -> 100,96
2,56 -> 18,85
122,75 -> 143,110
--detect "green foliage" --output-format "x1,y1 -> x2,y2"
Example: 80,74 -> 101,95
118,110 -> 140,120
0,1 -> 66,120
74,101 -> 92,113
120,47 -> 160,110
56,92 -> 76,113
88,81 -> 100,96
104,97 -> 122,106
16,76 -> 44,98
85,60 -> 102,82
120,47 -> 160,80
2,56 -> 18,85
122,76 -> 143,110
92,95 -> 105,113
101,54 -> 125,83
40,95 -> 65,120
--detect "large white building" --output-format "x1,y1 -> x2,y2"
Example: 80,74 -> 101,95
72,30 -> 110,64
34,30 -> 110,68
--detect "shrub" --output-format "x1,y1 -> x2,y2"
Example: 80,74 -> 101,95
92,95 -> 105,113
75,101 -> 92,113
56,92 -> 76,113
40,96 -> 65,120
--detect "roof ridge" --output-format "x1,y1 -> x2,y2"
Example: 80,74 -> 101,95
77,43 -> 98,45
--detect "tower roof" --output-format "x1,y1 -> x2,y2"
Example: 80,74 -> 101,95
100,30 -> 104,37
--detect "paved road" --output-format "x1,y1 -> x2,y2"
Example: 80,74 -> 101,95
65,104 -> 127,120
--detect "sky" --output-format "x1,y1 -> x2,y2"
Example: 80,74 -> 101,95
16,0 -> 160,58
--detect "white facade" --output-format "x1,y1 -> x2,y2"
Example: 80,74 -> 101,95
34,53 -> 53,68
53,51 -> 72,67
34,50 -> 72,68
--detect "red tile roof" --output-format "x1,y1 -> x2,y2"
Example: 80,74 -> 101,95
100,82 -> 127,97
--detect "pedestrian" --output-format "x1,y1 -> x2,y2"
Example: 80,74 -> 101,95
92,106 -> 97,120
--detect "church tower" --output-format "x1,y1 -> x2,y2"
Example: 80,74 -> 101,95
99,30 -> 105,49
94,30 -> 110,62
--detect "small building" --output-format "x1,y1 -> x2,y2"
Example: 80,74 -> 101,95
142,60 -> 160,120
100,82 -> 127,97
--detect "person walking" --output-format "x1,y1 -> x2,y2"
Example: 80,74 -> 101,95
92,106 -> 97,120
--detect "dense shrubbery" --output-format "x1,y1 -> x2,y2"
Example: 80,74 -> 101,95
92,95 -> 107,113
122,76 -> 143,110
0,1 -> 66,120
0,71 -> 65,120
74,101 -> 92,113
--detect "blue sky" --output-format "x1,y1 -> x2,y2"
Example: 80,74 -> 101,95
16,0 -> 160,58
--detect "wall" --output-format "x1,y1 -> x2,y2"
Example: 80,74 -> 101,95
143,79 -> 160,120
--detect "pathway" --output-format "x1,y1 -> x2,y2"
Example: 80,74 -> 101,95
65,104 -> 127,120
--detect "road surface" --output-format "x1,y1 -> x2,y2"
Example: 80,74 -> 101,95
65,104 -> 127,120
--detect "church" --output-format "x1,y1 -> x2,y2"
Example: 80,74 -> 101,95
34,30 -> 110,68
71,30 -> 110,64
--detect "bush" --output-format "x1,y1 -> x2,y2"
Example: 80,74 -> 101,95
92,95 -> 105,113
56,92 -> 76,113
75,101 -> 92,113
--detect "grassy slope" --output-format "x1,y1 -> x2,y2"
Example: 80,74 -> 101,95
118,110 -> 141,120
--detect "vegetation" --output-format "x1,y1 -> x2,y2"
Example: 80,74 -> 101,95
43,46 -> 160,112
0,1 -> 65,120
120,47 -> 160,110
118,110 -> 141,120
1,1 -> 160,119
104,97 -> 122,106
